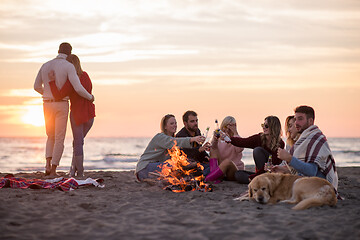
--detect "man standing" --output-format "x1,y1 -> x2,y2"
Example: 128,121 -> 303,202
34,42 -> 94,176
277,105 -> 338,191
176,111 -> 210,163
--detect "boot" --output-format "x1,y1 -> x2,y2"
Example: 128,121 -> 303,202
209,158 -> 218,172
74,155 -> 84,177
69,154 -> 77,177
205,167 -> 224,183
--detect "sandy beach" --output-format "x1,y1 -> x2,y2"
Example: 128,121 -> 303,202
1,166 -> 359,240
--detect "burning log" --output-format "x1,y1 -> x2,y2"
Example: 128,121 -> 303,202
153,143 -> 212,192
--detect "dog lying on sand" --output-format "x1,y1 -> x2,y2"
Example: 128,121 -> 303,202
247,173 -> 337,210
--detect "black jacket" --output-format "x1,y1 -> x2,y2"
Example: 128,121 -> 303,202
175,127 -> 209,163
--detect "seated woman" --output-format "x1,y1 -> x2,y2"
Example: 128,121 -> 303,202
209,116 -> 244,174
205,116 -> 285,184
135,114 -> 205,181
271,115 -> 300,174
284,115 -> 300,151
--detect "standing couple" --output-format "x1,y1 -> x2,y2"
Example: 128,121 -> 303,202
34,42 -> 95,177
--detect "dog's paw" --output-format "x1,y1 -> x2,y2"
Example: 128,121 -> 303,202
234,192 -> 250,201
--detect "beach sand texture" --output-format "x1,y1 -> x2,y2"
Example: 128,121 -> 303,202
1,167 -> 359,240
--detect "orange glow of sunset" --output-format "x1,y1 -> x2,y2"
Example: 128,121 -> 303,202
21,105 -> 45,127
0,0 -> 359,138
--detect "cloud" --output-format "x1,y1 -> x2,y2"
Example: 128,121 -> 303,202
0,89 -> 39,98
1,0 -> 359,64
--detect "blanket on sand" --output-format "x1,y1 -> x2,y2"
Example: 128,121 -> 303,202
0,174 -> 105,191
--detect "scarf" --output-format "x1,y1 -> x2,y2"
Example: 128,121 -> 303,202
290,125 -> 338,190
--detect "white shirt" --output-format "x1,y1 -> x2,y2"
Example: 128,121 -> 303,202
34,53 -> 93,101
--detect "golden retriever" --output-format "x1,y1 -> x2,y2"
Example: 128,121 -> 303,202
248,173 -> 337,210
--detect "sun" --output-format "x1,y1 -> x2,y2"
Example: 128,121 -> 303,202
21,105 -> 45,127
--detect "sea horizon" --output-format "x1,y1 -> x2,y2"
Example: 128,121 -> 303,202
1,136 -> 359,174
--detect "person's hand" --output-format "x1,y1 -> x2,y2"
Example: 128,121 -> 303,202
210,136 -> 218,150
271,165 -> 290,174
90,94 -> 95,102
191,136 -> 205,144
199,142 -> 211,152
48,70 -> 55,81
220,131 -> 231,143
277,148 -> 292,163
212,131 -> 220,141
219,131 -> 227,140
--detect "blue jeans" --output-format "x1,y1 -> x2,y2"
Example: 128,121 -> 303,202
201,163 -> 210,176
70,112 -> 94,156
137,162 -> 169,181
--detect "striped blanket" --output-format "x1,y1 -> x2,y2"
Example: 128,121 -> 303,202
0,174 -> 104,192
290,125 -> 338,190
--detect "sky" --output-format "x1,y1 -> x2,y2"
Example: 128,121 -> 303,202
0,0 -> 359,138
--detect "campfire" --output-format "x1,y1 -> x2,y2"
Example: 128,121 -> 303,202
153,143 -> 212,192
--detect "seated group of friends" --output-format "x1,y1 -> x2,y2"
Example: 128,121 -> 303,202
135,106 -> 338,193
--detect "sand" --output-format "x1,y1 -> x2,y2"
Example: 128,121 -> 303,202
1,167 -> 359,240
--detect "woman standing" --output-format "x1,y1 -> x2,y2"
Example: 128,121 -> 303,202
205,115 -> 284,184
135,114 -> 204,181
48,54 -> 95,177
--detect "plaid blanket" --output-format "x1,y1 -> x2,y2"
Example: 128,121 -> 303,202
0,174 -> 104,192
290,125 -> 338,190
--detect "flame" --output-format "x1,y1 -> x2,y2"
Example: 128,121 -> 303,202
155,141 -> 211,192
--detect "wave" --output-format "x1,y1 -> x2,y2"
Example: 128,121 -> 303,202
333,150 -> 360,156
102,157 -> 138,163
105,153 -> 138,157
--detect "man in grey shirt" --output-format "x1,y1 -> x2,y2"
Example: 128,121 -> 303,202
34,42 -> 94,176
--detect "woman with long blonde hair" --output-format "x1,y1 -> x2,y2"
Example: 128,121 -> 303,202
214,116 -> 244,169
284,115 -> 300,150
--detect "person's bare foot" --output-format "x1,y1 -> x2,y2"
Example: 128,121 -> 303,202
45,158 -> 52,175
45,166 -> 51,175
48,165 -> 60,177
47,171 -> 60,178
75,175 -> 87,180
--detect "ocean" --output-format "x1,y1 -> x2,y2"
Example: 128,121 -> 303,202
0,137 -> 359,173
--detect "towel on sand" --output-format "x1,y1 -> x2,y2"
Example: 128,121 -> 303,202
0,174 -> 104,191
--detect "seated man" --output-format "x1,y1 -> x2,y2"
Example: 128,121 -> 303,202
277,105 -> 338,191
175,111 -> 210,163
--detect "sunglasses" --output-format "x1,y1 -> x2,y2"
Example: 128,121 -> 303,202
261,123 -> 269,129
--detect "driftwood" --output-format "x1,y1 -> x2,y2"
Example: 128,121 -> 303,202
146,169 -> 211,192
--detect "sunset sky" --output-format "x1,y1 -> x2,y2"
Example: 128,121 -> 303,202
0,0 -> 359,138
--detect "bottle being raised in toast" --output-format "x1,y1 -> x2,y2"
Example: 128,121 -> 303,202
214,119 -> 220,138
264,155 -> 273,172
214,119 -> 231,142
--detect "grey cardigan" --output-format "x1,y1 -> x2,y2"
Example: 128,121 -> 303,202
135,133 -> 192,173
